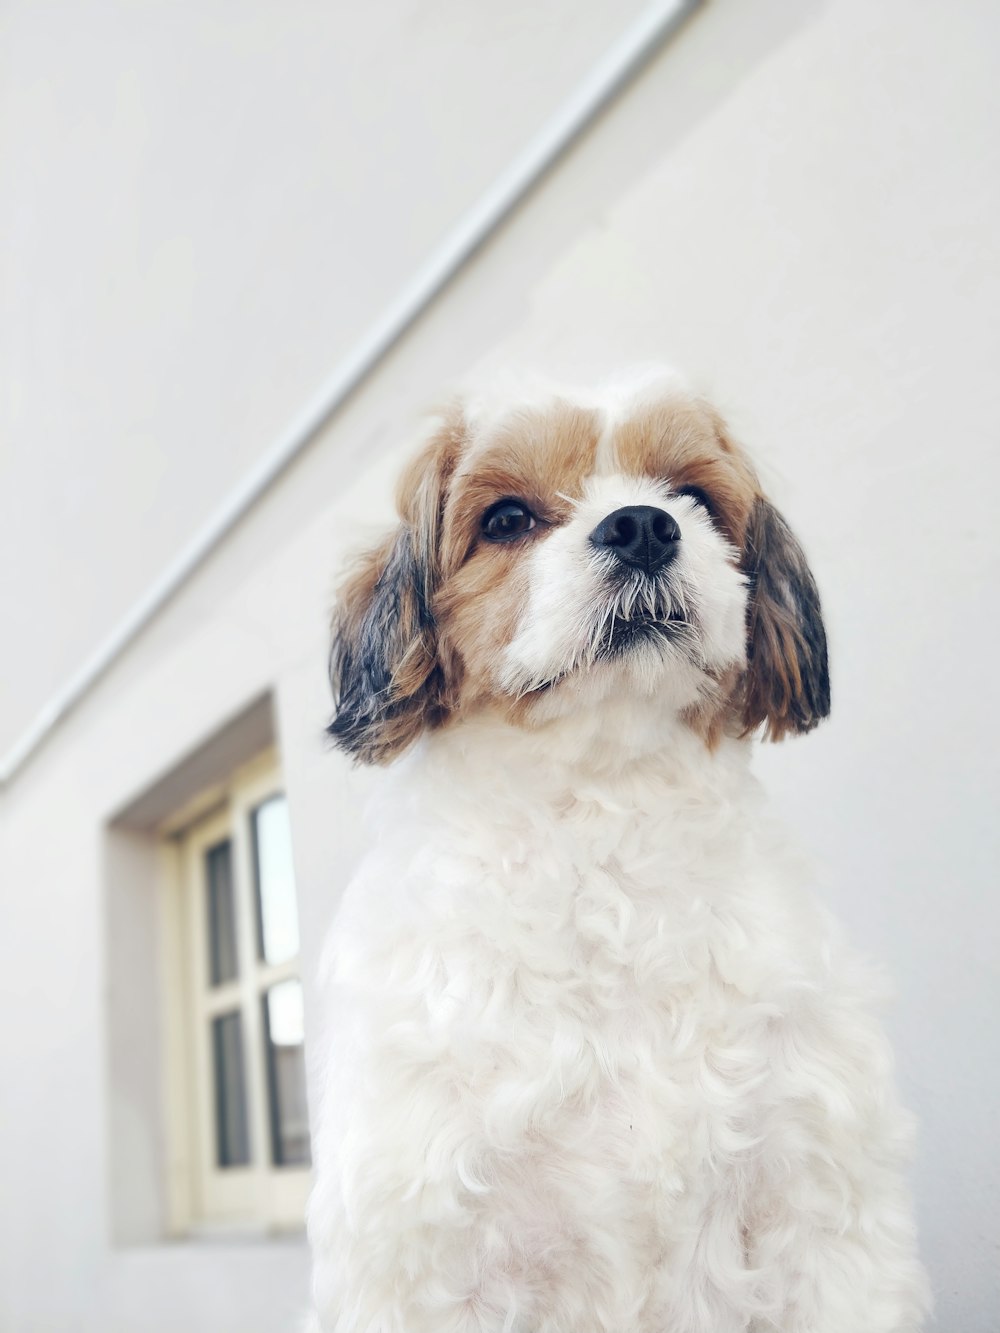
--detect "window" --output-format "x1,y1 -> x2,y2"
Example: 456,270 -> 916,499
172,752 -> 310,1231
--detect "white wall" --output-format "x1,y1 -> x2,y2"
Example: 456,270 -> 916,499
1,0 -> 998,1328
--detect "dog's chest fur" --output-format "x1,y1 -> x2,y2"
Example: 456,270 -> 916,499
313,713 -> 847,1331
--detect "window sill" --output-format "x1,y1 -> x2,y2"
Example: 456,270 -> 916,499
113,1225 -> 307,1253
178,1221 -> 307,1245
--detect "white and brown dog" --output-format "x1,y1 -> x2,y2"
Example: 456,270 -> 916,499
307,370 -> 929,1332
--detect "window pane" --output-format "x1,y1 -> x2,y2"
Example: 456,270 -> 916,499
211,1011 -> 251,1168
206,840 -> 238,986
252,795 -> 300,966
262,979 -> 311,1167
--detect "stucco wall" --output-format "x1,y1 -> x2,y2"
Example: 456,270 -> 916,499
1,1 -> 997,1329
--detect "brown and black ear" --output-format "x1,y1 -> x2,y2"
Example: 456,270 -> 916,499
327,417 -> 461,764
740,496 -> 831,741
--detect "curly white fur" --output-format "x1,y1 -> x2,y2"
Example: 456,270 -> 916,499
307,703 -> 928,1331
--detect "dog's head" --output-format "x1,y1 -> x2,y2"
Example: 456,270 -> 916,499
329,372 -> 829,763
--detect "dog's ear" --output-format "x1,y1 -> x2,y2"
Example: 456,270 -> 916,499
740,496 -> 830,740
327,416 -> 462,764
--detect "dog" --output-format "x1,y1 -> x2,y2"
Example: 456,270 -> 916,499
306,369 -> 929,1332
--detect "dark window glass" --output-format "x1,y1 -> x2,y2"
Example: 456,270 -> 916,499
206,840 -> 238,986
251,796 -> 300,966
212,1010 -> 250,1167
262,979 -> 311,1167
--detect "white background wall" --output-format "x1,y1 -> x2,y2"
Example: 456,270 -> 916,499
1,1 -> 998,1329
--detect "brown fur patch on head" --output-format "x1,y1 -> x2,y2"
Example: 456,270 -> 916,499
613,396 -> 759,545
442,402 -> 601,566
435,402 -> 601,710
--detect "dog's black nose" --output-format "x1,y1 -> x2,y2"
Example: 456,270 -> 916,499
590,505 -> 680,575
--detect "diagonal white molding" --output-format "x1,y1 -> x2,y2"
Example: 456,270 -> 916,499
0,0 -> 700,787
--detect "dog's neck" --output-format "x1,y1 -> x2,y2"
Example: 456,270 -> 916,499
407,694 -> 755,817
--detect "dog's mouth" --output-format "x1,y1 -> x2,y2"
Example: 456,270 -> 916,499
597,608 -> 691,658
529,607 -> 696,694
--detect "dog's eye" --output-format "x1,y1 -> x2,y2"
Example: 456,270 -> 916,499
482,499 -> 536,541
674,485 -> 715,517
